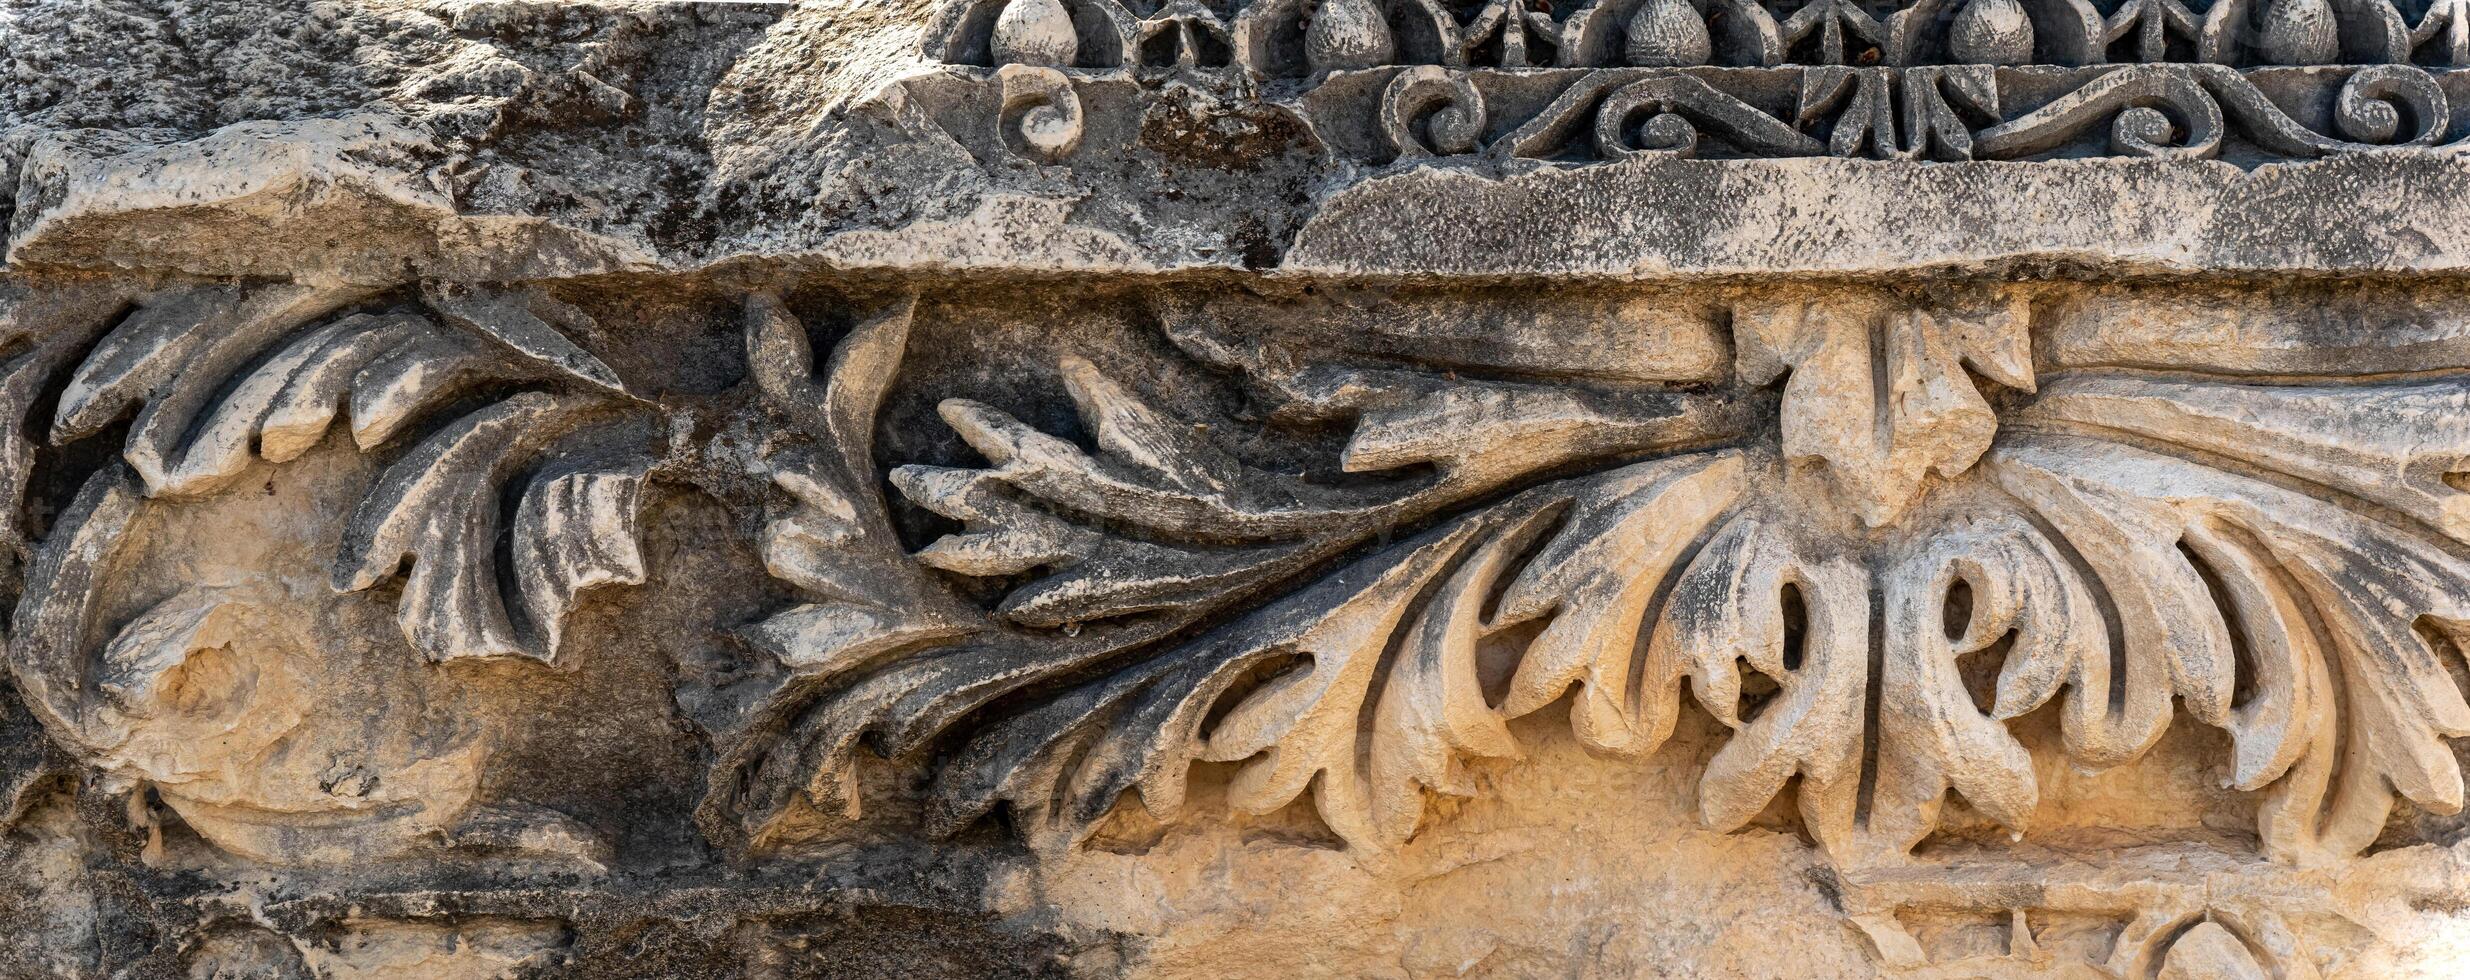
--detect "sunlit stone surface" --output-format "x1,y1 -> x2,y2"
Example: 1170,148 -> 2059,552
8,1 -> 2470,976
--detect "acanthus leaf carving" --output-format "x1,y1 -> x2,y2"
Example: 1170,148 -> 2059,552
51,283 -> 373,497
15,283 -> 662,665
0,279 -> 665,867
1490,452 -> 1747,756
1738,292 -> 2031,527
26,5 -> 2470,970
1989,431 -> 2470,865
13,272 -> 2470,959
10,466 -> 610,868
332,392 -> 650,664
713,282 -> 2470,878
743,290 -> 979,652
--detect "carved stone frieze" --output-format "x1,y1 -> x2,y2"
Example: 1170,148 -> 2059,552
11,1 -> 2470,978
671,282 -> 2470,882
928,0 -> 2470,72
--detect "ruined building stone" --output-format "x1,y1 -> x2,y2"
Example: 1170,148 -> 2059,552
7,0 -> 2470,976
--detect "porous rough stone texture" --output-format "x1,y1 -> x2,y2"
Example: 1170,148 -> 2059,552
12,1 -> 2470,978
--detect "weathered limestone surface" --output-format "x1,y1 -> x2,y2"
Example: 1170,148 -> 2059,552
12,1 -> 2470,977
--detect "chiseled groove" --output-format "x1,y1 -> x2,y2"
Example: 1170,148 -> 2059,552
2038,361 -> 2470,388
2211,518 -> 2355,838
1999,484 -> 2134,717
1622,501 -> 1735,723
1854,552 -> 1886,832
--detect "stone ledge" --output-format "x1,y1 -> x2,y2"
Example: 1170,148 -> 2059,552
8,1 -> 2470,283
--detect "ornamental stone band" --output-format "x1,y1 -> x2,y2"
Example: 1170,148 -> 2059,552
9,1 -> 2470,977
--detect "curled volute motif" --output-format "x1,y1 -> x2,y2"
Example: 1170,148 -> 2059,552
913,5 -> 2470,167
1504,71 -> 1825,161
1975,66 -> 2227,158
1379,65 -> 1487,159
998,64 -> 1087,161
2328,63 -> 2450,146
1974,63 -> 2446,160
1595,78 -> 1724,157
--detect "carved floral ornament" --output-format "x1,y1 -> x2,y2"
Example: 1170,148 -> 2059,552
8,278 -> 2470,886
933,0 -> 2470,72
0,282 -> 652,866
700,283 -> 2470,875
931,0 -> 2470,165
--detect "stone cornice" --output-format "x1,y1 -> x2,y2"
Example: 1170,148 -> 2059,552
12,3 -> 2470,283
